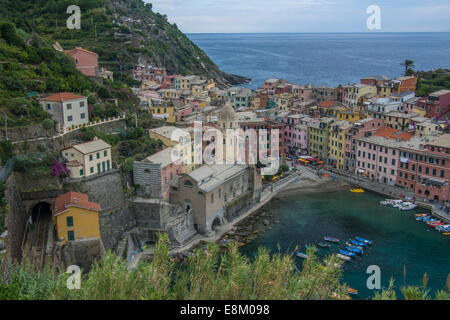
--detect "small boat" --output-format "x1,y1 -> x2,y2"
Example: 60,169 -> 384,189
380,199 -> 394,205
415,213 -> 428,217
339,249 -> 356,257
355,237 -> 373,245
324,236 -> 340,243
399,202 -> 417,211
317,242 -> 331,249
350,188 -> 365,193
392,200 -> 404,208
336,254 -> 351,261
296,252 -> 308,259
443,233 -> 450,236
345,246 -> 363,255
345,242 -> 364,251
347,287 -> 359,295
349,239 -> 367,247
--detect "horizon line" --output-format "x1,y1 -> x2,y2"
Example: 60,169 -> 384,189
186,31 -> 450,34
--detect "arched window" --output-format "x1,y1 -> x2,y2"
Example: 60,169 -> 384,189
184,180 -> 193,188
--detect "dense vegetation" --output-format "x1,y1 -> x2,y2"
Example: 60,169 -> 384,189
415,69 -> 450,97
0,0 -> 241,87
0,234 -> 448,300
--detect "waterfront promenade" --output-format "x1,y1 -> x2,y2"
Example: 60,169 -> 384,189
320,167 -> 450,224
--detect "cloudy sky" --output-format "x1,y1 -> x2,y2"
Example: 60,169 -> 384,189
146,0 -> 450,33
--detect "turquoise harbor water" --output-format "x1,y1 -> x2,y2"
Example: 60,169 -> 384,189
240,191 -> 450,300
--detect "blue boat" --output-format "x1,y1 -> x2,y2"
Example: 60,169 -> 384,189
345,246 -> 362,255
345,242 -> 364,251
339,249 -> 356,257
356,237 -> 373,245
297,252 -> 308,259
324,236 -> 340,243
349,239 -> 366,247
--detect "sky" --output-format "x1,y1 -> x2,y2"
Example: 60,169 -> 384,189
146,0 -> 450,33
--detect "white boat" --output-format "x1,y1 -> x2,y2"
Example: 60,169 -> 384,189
392,200 -> 404,208
380,199 -> 393,205
399,202 -> 417,211
336,254 -> 351,262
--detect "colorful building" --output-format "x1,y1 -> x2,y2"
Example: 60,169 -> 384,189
328,120 -> 353,170
53,192 -> 101,244
65,47 -> 98,77
62,138 -> 112,179
418,89 -> 450,119
308,117 -> 334,161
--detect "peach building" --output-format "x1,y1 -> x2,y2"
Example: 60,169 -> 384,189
65,47 -> 99,77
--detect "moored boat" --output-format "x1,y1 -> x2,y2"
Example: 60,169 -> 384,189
399,202 -> 417,211
347,287 -> 359,295
317,242 -> 331,249
345,246 -> 363,255
349,239 -> 367,247
355,237 -> 373,245
296,252 -> 308,259
345,242 -> 364,251
324,236 -> 340,243
339,249 -> 356,257
336,254 -> 351,261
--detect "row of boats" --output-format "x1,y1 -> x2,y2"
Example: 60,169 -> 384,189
380,199 -> 418,211
415,214 -> 450,235
296,236 -> 373,262
296,236 -> 373,296
350,188 -> 365,193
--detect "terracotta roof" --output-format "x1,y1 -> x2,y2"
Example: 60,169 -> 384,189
318,100 -> 337,108
42,92 -> 86,102
65,47 -> 98,57
375,127 -> 413,141
54,192 -> 100,215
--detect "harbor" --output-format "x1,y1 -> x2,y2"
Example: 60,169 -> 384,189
239,188 -> 450,300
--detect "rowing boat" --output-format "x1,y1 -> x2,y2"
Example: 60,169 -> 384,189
324,236 -> 340,243
296,252 -> 308,259
336,254 -> 351,261
355,237 -> 373,245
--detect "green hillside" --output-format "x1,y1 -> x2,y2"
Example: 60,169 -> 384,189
0,0 -> 248,87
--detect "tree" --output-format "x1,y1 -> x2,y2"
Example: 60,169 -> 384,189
401,59 -> 415,76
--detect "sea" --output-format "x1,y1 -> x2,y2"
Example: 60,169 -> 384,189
188,32 -> 450,89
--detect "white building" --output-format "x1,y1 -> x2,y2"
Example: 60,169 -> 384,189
39,92 -> 89,131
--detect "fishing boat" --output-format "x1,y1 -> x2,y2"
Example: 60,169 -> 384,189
336,254 -> 351,261
429,221 -> 444,228
380,199 -> 394,205
339,249 -> 356,257
345,247 -> 362,255
399,202 -> 418,211
324,236 -> 340,243
349,239 -> 367,247
317,242 -> 331,249
355,237 -> 373,245
296,252 -> 308,259
415,213 -> 428,218
347,288 -> 359,295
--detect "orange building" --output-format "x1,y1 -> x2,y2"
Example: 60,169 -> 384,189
65,47 -> 99,77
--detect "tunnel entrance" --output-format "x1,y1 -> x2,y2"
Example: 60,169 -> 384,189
31,202 -> 52,224
212,217 -> 222,231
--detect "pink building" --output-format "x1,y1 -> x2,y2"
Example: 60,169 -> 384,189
344,118 -> 385,171
396,134 -> 450,202
175,104 -> 195,121
282,114 -> 309,155
355,127 -> 413,185
418,89 -> 450,119
65,47 -> 98,77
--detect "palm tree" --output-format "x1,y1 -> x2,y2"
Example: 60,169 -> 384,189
401,59 -> 415,75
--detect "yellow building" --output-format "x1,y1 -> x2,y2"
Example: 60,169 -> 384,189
53,192 -> 101,244
328,121 -> 353,170
275,93 -> 296,110
336,108 -> 365,122
382,111 -> 416,131
149,104 -> 176,122
62,138 -> 112,179
344,84 -> 377,110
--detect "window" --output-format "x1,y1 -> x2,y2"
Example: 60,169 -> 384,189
90,167 -> 94,174
80,101 -> 85,107
211,193 -> 214,204
107,160 -> 111,171
67,115 -> 73,122
47,104 -> 51,110
79,169 -> 84,176
96,152 -> 100,159
104,150 -> 108,157
67,104 -> 72,110
81,113 -> 86,119
66,216 -> 74,227
89,154 -> 93,161
67,230 -> 75,241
